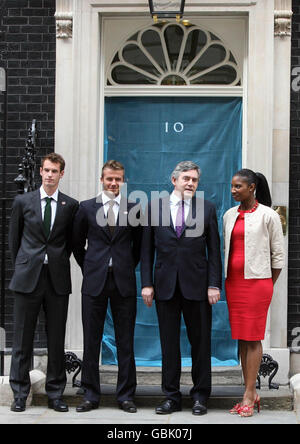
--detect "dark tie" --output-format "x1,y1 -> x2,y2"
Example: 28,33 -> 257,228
175,200 -> 185,238
43,197 -> 52,238
107,200 -> 115,235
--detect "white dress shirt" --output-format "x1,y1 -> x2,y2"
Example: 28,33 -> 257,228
40,186 -> 59,263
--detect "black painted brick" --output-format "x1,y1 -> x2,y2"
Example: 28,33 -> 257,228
0,0 -> 56,351
289,0 -> 300,346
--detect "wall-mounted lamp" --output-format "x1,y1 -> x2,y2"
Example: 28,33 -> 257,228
148,0 -> 185,23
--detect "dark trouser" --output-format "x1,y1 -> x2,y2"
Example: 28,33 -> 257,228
81,270 -> 137,405
155,281 -> 212,405
10,265 -> 69,401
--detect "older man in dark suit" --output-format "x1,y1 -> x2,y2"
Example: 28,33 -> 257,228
9,153 -> 79,413
72,160 -> 142,414
141,161 -> 222,416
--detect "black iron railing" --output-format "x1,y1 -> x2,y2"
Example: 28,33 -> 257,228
15,120 -> 38,195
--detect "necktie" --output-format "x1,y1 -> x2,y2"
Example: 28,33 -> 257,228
43,197 -> 52,238
175,200 -> 185,238
107,200 -> 116,235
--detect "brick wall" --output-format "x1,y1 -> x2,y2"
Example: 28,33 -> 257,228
0,0 -> 56,350
289,0 -> 300,346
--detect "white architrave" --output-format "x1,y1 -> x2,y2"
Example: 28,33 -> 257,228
54,1 -> 290,382
269,0 -> 292,356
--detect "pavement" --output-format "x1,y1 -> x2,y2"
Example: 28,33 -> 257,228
0,384 -> 298,425
0,405 -> 298,425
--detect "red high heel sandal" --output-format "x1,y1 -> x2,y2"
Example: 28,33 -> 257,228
229,403 -> 241,415
238,395 -> 261,417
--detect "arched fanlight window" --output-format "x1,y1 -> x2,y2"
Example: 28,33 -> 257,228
107,23 -> 241,86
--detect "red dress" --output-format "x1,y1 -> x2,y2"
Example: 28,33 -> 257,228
225,207 -> 273,341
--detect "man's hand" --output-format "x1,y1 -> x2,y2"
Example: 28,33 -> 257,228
208,288 -> 220,306
142,286 -> 154,307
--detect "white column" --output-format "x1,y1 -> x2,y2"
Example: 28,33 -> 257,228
260,0 -> 292,385
270,0 -> 292,350
246,0 -> 275,182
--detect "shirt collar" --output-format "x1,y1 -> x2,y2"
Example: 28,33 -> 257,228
170,190 -> 191,206
40,186 -> 59,202
101,191 -> 121,206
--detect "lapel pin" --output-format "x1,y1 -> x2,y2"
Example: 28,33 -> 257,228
62,201 -> 66,205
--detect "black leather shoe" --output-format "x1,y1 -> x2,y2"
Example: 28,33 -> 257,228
48,398 -> 69,412
155,399 -> 181,415
76,400 -> 99,413
11,399 -> 26,412
119,400 -> 137,413
192,400 -> 207,416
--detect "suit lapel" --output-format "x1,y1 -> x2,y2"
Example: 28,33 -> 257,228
184,196 -> 195,232
184,196 -> 205,237
112,197 -> 128,240
160,196 -> 178,237
49,191 -> 65,239
93,195 -> 112,240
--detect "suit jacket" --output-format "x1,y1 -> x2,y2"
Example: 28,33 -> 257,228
9,189 -> 79,295
72,196 -> 142,297
141,196 -> 222,301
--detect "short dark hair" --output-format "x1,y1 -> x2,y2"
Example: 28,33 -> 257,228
171,161 -> 201,180
41,153 -> 65,172
101,160 -> 125,178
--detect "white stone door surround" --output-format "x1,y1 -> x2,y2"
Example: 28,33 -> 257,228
54,0 -> 292,383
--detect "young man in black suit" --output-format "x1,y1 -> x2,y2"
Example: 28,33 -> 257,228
9,153 -> 79,413
73,160 -> 142,414
141,161 -> 222,416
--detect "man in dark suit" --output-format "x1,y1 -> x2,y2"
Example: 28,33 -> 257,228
9,153 -> 79,413
141,161 -> 222,416
73,160 -> 142,414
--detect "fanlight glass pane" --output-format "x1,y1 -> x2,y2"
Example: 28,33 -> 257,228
190,65 -> 238,85
111,66 -> 156,84
164,25 -> 184,69
141,30 -> 167,71
122,44 -> 161,77
180,29 -> 207,71
186,44 -> 227,77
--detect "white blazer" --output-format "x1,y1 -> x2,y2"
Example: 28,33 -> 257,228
223,203 -> 285,279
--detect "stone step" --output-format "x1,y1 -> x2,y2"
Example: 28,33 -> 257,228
99,365 -> 243,386
32,384 -> 293,411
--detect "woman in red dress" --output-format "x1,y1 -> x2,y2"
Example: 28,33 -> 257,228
223,169 -> 284,417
